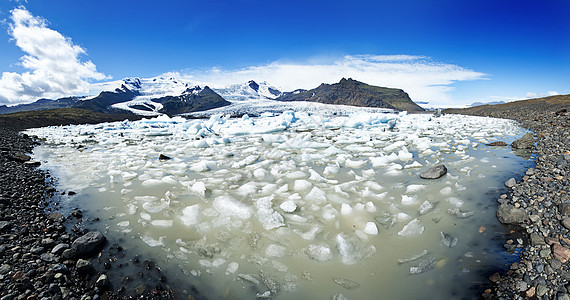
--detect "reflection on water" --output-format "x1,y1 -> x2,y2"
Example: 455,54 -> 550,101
29,113 -> 531,299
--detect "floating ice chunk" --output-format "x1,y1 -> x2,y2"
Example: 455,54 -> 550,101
396,212 -> 411,221
441,232 -> 458,247
398,147 -> 413,161
151,220 -> 174,227
305,243 -> 332,262
140,212 -> 152,221
141,179 -> 165,187
117,221 -> 129,227
447,208 -> 475,218
121,171 -> 137,181
253,169 -> 267,180
213,196 -> 252,219
254,195 -> 285,230
363,222 -> 378,235
305,186 -> 327,204
397,249 -> 430,264
401,195 -> 417,206
418,201 -> 434,215
190,161 -> 215,172
405,184 -> 425,194
295,225 -> 322,240
404,161 -> 423,169
280,200 -> 297,213
345,159 -> 367,169
321,204 -> 338,220
365,201 -> 376,212
141,235 -> 164,247
190,181 -> 206,198
126,203 -> 137,215
181,204 -> 200,226
232,155 -> 259,168
364,181 -> 383,191
333,278 -> 361,290
308,169 -> 335,183
286,171 -> 307,179
409,256 -> 436,275
265,244 -> 287,257
236,182 -> 258,197
323,163 -> 340,178
447,197 -> 464,207
142,198 -> 170,213
398,219 -> 424,237
440,187 -> 453,195
279,134 -> 329,149
340,203 -> 353,215
336,233 -> 376,265
384,140 -> 406,152
293,180 -> 312,192
226,262 -> 239,275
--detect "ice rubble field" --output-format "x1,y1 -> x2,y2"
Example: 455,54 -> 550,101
28,111 -> 524,299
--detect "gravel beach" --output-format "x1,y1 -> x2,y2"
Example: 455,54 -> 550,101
0,123 -> 177,299
0,98 -> 568,299
445,98 -> 570,299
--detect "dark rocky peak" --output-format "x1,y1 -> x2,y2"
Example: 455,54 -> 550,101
248,80 -> 260,92
124,78 -> 142,89
183,86 -> 203,94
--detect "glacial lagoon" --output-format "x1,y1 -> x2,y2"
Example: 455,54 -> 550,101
28,111 -> 531,299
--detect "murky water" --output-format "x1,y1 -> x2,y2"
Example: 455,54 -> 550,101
28,112 -> 530,299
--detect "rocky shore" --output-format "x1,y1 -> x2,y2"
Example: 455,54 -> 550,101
0,128 -> 177,300
446,102 -> 570,299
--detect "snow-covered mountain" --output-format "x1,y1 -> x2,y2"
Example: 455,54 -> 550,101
213,80 -> 282,101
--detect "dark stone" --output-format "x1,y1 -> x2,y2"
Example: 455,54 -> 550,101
420,164 -> 447,179
560,204 -> 570,216
487,141 -> 507,146
51,243 -> 70,255
75,259 -> 94,274
505,178 -> 516,188
10,152 -> 31,162
158,154 -> 171,160
530,233 -> 546,246
71,231 -> 106,256
47,213 -> 65,223
497,203 -> 528,224
511,132 -> 535,149
0,221 -> 11,232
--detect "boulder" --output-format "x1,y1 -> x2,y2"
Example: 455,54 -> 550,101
497,203 -> 528,224
505,178 -> 516,188
10,152 -> 31,162
552,243 -> 570,263
420,164 -> 447,179
71,231 -> 106,256
511,132 -> 535,149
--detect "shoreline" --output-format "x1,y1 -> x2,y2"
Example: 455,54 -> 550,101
444,104 -> 570,298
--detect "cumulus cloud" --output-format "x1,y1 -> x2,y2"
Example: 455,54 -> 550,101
0,6 -> 107,105
184,54 -> 487,107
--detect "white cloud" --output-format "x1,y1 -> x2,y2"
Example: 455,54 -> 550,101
526,91 -> 559,99
183,54 -> 487,107
0,6 -> 107,105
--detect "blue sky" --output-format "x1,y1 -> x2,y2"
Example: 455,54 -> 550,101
0,0 -> 569,107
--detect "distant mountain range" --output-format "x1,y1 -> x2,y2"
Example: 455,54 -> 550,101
0,76 -> 424,116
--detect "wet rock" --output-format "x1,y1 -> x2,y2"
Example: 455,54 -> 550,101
553,244 -> 570,263
497,203 -> 528,224
511,132 -> 535,149
51,243 -> 69,255
537,284 -> 549,297
487,141 -> 507,146
71,231 -> 106,256
530,233 -> 546,246
47,213 -> 65,223
560,204 -> 570,216
420,164 -> 447,179
159,154 -> 171,160
10,152 -> 30,162
96,274 -> 110,289
75,259 -> 94,274
504,178 -> 516,188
